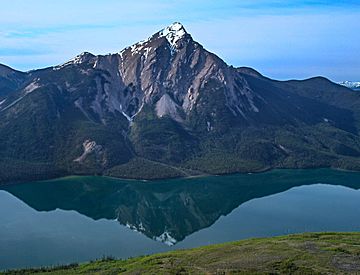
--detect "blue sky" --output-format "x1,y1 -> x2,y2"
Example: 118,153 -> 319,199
0,0 -> 359,81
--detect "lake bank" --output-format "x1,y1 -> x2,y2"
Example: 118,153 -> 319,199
3,158 -> 360,186
2,166 -> 359,188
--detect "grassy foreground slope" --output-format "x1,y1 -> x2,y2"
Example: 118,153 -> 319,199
4,233 -> 360,274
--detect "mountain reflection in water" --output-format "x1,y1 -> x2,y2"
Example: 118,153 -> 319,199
3,168 -> 360,245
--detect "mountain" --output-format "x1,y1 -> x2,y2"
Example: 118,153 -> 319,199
338,81 -> 360,91
0,64 -> 27,100
1,22 -> 360,183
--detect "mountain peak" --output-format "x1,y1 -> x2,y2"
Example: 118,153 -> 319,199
119,22 -> 189,56
56,52 -> 95,69
162,22 -> 186,34
159,22 -> 187,49
3,23 -> 360,183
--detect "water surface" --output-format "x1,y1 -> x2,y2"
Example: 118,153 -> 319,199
1,169 -> 360,270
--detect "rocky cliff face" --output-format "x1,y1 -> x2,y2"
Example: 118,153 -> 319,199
1,22 -> 360,182
40,22 -> 262,128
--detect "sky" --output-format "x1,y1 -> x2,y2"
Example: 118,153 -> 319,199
0,0 -> 359,81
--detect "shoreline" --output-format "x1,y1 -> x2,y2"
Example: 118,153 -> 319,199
2,165 -> 360,186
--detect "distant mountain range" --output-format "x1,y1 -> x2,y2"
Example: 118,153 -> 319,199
337,81 -> 360,91
1,22 -> 360,183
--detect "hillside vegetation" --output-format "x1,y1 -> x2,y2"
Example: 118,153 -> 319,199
4,232 -> 360,274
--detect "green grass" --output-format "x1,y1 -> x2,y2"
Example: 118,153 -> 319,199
3,232 -> 360,274
104,157 -> 191,180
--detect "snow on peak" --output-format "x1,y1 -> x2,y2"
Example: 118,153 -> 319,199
164,22 -> 185,32
55,52 -> 95,69
160,22 -> 187,50
71,52 -> 93,62
119,35 -> 153,57
338,81 -> 360,90
119,22 -> 187,57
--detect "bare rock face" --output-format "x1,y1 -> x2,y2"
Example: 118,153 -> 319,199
74,139 -> 105,166
50,22 -> 263,128
156,93 -> 184,123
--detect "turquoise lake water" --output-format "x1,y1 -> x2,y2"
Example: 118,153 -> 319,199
1,168 -> 360,270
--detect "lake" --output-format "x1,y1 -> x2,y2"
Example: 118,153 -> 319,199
1,168 -> 360,270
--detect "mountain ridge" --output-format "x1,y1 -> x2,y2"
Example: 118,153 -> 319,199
1,22 -> 360,183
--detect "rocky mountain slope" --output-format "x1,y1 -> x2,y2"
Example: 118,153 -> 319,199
1,22 -> 360,183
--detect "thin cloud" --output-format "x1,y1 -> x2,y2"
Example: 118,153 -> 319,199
4,24 -> 117,39
0,0 -> 359,80
0,47 -> 52,57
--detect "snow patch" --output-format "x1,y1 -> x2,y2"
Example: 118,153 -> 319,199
138,222 -> 145,231
120,33 -> 153,57
338,81 -> 360,90
124,222 -> 145,233
143,47 -> 151,60
118,22 -> 186,57
0,99 -> 6,106
93,59 -> 98,68
154,231 -> 177,246
56,52 -> 94,69
130,44 -> 144,55
68,52 -> 92,64
323,118 -> 329,122
159,22 -> 186,53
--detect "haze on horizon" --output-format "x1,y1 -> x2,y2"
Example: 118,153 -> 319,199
0,0 -> 359,82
